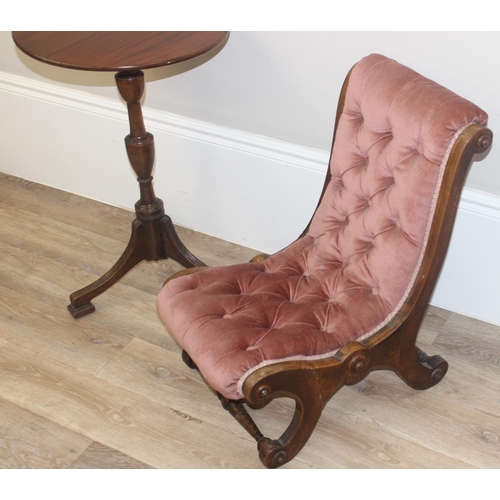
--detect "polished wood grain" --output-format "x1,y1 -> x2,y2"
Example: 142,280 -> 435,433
0,172 -> 499,468
12,32 -> 229,71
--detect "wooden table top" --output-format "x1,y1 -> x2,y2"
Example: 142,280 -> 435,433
12,31 -> 229,72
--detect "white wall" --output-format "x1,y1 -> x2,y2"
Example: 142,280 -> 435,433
3,31 -> 499,195
1,31 -> 499,325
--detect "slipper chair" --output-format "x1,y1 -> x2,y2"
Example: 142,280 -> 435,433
156,54 -> 492,468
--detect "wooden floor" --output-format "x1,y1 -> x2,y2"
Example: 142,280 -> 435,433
1,171 -> 499,469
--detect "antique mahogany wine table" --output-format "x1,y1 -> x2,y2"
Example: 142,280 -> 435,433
12,31 -> 229,318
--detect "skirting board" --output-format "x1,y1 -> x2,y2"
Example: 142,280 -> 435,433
1,71 -> 499,326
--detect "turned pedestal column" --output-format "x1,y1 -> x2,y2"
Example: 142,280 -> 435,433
67,70 -> 206,318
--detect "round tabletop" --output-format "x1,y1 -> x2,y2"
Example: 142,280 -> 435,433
12,31 -> 229,72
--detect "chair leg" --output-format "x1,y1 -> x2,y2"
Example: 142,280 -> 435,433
390,311 -> 448,390
219,397 -> 264,443
396,345 -> 448,390
255,394 -> 324,469
222,396 -> 322,469
242,366 -> 326,468
223,392 -> 324,469
181,349 -> 198,370
186,353 -> 323,468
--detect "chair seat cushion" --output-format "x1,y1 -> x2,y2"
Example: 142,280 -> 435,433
157,231 -> 414,399
157,54 -> 487,400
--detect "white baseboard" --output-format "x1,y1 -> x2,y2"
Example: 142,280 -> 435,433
1,71 -> 499,326
430,189 -> 500,326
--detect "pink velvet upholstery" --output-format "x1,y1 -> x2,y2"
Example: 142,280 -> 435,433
157,54 -> 488,400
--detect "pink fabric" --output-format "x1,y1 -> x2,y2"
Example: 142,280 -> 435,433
157,54 -> 488,400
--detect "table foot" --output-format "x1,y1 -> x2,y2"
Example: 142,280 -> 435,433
68,220 -> 146,318
67,301 -> 96,319
161,216 -> 206,268
68,215 -> 206,318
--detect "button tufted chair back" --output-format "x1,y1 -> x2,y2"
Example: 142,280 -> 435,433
157,54 -> 492,468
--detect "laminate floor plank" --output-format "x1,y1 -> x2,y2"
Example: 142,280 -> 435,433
242,389 -> 472,468
329,372 -> 500,468
425,349 -> 500,417
417,305 -> 453,346
68,441 -> 154,469
1,172 -> 500,469
0,398 -> 92,469
0,342 -> 260,468
0,201 -> 184,297
434,311 -> 500,368
0,286 -> 124,374
0,200 -> 123,265
96,338 -> 472,468
0,173 -> 259,269
290,401 -> 473,468
0,242 -> 180,353
1,186 -> 257,307
0,237 -> 155,318
0,173 -> 132,241
96,338 -> 240,428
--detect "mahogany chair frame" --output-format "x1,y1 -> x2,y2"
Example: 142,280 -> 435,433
166,69 -> 493,468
